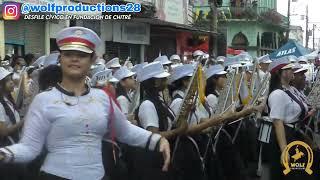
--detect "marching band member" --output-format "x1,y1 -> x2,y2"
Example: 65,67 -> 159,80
90,60 -> 106,77
154,55 -> 173,72
257,54 -> 272,81
137,61 -> 183,139
288,55 -> 298,64
216,56 -> 225,65
168,64 -> 258,180
169,54 -> 182,66
266,56 -> 310,180
90,68 -> 126,180
291,64 -> 309,104
129,61 -> 185,180
0,67 -> 25,180
0,27 -> 170,180
205,64 -> 264,180
106,57 -> 121,74
201,53 -> 209,66
113,66 -> 137,123
205,64 -> 228,111
192,50 -> 204,61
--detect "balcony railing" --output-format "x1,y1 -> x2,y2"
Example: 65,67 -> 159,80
192,5 -> 289,28
219,6 -> 289,27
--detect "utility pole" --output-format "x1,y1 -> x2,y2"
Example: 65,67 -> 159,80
209,0 -> 218,57
285,0 -> 291,41
305,5 -> 309,48
313,24 -> 316,50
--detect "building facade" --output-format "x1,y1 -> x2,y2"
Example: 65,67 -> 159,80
192,0 -> 287,57
219,0 -> 288,57
289,25 -> 303,45
1,0 -> 216,63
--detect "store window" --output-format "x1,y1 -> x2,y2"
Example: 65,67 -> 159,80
5,44 -> 24,56
105,41 -> 140,64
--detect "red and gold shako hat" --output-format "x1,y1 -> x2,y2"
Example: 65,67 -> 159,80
268,56 -> 294,74
56,27 -> 101,54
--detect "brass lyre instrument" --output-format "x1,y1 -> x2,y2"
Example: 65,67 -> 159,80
174,61 -> 201,128
215,69 -> 236,115
171,60 -> 202,162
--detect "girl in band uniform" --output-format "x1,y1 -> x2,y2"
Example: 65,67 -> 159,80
0,27 -> 170,180
266,57 -> 311,180
129,61 -> 187,180
0,67 -> 25,180
113,66 -> 137,124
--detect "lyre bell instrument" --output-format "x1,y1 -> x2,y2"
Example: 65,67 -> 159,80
174,56 -> 202,128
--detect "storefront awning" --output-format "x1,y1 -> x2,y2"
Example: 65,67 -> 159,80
132,18 -> 218,35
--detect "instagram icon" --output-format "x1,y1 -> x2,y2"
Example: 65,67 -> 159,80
2,3 -> 21,20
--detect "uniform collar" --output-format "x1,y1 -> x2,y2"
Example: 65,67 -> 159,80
55,84 -> 90,96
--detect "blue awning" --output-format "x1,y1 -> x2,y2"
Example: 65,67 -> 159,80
269,40 -> 310,59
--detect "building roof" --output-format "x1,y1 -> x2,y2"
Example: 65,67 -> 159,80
132,18 -> 218,35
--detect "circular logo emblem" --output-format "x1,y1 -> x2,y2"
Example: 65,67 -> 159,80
282,141 -> 313,175
74,30 -> 83,36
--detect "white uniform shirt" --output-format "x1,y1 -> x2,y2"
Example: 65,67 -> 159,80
139,98 -> 175,131
117,95 -> 131,115
0,87 -> 160,180
0,97 -> 21,126
170,90 -> 210,125
206,92 -> 219,113
268,88 -> 308,124
0,97 -> 21,144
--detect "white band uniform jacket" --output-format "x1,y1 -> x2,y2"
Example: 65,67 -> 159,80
0,86 -> 161,180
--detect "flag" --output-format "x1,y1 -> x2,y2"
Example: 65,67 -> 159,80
239,72 -> 252,105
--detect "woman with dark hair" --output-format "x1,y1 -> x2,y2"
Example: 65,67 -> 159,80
24,53 -> 35,66
128,61 -> 187,180
0,27 -> 170,180
38,65 -> 62,91
0,67 -> 25,180
113,66 -> 136,122
266,56 -> 313,180
205,64 -> 228,112
204,64 -> 262,180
